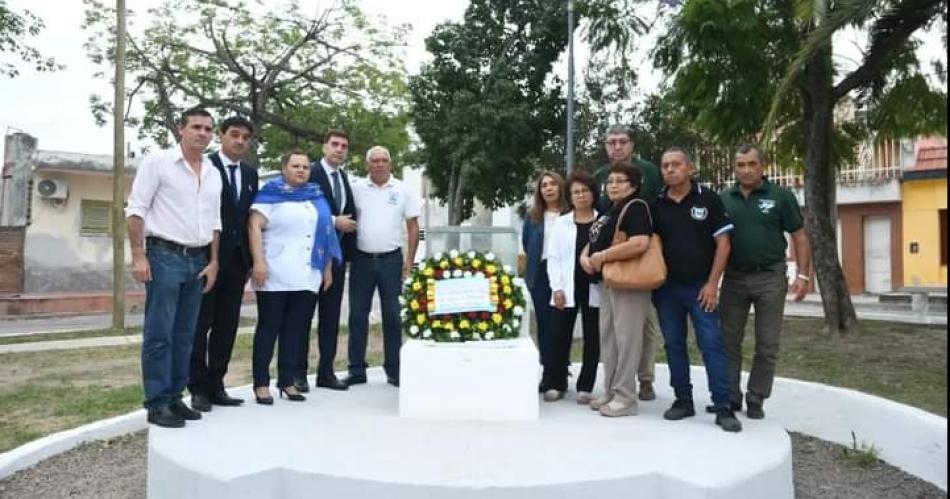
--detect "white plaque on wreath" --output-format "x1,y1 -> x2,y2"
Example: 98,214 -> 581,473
431,276 -> 494,315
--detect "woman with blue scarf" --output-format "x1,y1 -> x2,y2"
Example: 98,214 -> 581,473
248,149 -> 342,404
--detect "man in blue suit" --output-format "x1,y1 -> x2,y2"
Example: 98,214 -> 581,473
296,129 -> 357,392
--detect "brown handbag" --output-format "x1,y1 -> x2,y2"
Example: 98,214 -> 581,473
602,198 -> 667,290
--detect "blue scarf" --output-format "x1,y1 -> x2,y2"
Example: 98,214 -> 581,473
253,177 -> 342,272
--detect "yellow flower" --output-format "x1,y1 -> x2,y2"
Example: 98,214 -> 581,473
410,300 -> 420,311
503,286 -> 512,295
439,259 -> 450,269
432,320 -> 442,329
416,314 -> 426,325
459,320 -> 471,330
423,267 -> 434,277
472,259 -> 482,268
453,257 -> 464,266
504,299 -> 513,309
492,313 -> 503,324
477,322 -> 489,331
445,321 -> 455,331
412,281 -> 423,292
501,276 -> 511,286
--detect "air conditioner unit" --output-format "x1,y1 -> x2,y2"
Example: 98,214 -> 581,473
36,178 -> 69,200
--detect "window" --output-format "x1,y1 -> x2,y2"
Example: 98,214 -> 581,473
941,209 -> 947,266
80,200 -> 113,236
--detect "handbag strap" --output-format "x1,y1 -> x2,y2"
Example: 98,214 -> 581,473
611,197 -> 654,244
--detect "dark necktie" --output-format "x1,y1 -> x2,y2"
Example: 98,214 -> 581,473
228,164 -> 239,206
331,170 -> 343,212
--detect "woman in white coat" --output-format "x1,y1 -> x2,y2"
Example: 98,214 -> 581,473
543,171 -> 601,403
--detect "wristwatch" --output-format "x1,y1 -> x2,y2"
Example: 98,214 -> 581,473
796,274 -> 810,282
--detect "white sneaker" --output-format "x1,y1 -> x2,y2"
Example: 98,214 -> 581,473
599,400 -> 638,417
590,396 -> 611,411
543,389 -> 565,402
576,392 -> 593,405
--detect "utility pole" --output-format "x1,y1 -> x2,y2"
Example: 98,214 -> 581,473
566,0 -> 576,175
112,0 -> 127,330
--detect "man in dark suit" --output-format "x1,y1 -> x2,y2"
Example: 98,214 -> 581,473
296,129 -> 357,392
188,116 -> 259,411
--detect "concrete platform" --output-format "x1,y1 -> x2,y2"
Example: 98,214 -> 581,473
147,366 -> 793,499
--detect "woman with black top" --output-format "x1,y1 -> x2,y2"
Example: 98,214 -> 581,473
580,162 -> 653,417
544,171 -> 601,403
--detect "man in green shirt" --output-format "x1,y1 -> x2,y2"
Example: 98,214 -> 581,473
715,144 -> 811,419
592,124 -> 662,400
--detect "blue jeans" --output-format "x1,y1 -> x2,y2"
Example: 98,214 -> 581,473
653,280 -> 731,408
141,245 -> 208,410
347,250 -> 403,379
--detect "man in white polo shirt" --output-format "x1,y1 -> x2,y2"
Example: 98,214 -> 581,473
343,146 -> 420,387
126,106 -> 222,428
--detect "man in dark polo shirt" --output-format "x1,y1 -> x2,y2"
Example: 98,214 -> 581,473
592,124 -> 663,400
712,144 -> 811,420
652,147 -> 742,432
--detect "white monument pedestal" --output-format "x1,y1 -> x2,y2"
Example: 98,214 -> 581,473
147,365 -> 794,499
399,337 -> 539,421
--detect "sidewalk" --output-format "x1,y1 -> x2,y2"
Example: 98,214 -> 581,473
0,294 -> 943,355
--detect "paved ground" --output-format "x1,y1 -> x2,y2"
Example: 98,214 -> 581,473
0,430 -> 945,498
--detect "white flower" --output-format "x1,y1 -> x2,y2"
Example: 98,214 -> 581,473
423,329 -> 433,339
485,252 -> 496,261
398,296 -> 406,306
512,306 -> 524,317
434,252 -> 444,261
512,278 -> 525,287
450,331 -> 461,339
503,265 -> 513,274
485,331 -> 495,340
449,249 -> 459,258
403,277 -> 413,286
467,251 -> 476,258
452,269 -> 462,278
471,332 -> 482,341
463,270 -> 472,278
512,319 -> 520,329
400,309 -> 408,319
409,325 -> 420,336
502,325 -> 512,333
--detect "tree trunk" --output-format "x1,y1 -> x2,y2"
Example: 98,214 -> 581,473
802,45 -> 859,335
447,167 -> 465,226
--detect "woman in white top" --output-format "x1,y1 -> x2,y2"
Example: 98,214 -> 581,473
544,171 -> 601,403
248,150 -> 342,404
521,171 -> 567,396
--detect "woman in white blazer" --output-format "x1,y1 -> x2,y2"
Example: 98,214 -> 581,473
543,171 -> 601,403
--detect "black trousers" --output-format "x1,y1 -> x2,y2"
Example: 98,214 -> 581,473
546,303 -> 600,393
253,291 -> 318,388
187,251 -> 248,396
300,259 -> 346,379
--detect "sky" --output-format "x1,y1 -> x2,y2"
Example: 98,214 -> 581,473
0,1 -> 945,157
0,0 -> 470,155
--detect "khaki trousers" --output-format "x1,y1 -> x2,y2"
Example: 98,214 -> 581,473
599,286 -> 651,405
637,307 -> 659,383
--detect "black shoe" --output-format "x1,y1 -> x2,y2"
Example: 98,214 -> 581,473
387,377 -> 400,387
663,399 -> 696,421
293,378 -> 310,393
210,390 -> 244,406
170,400 -> 202,421
316,375 -> 349,391
705,400 -> 742,413
147,406 -> 185,428
715,408 -> 743,432
342,373 -> 368,387
745,394 -> 765,420
190,393 -> 212,412
279,387 -> 306,401
254,388 -> 274,405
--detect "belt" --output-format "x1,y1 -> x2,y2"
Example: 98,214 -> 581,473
731,260 -> 785,273
146,236 -> 209,257
355,248 -> 401,259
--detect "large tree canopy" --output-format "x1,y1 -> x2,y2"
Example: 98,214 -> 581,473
82,0 -> 411,169
0,1 -> 59,78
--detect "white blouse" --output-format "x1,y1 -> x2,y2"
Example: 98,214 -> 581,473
251,200 -> 323,293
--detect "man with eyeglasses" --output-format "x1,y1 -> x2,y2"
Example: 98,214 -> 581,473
592,124 -> 663,401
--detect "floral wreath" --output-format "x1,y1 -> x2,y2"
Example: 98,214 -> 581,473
401,250 -> 527,342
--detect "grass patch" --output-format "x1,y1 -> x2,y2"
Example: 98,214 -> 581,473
839,431 -> 882,469
0,317 -> 256,346
0,316 -> 943,453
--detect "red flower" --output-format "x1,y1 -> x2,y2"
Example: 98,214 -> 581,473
467,312 -> 478,319
481,312 -> 491,320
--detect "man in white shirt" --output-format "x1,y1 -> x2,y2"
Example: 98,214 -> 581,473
343,146 -> 420,387
126,107 -> 222,428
